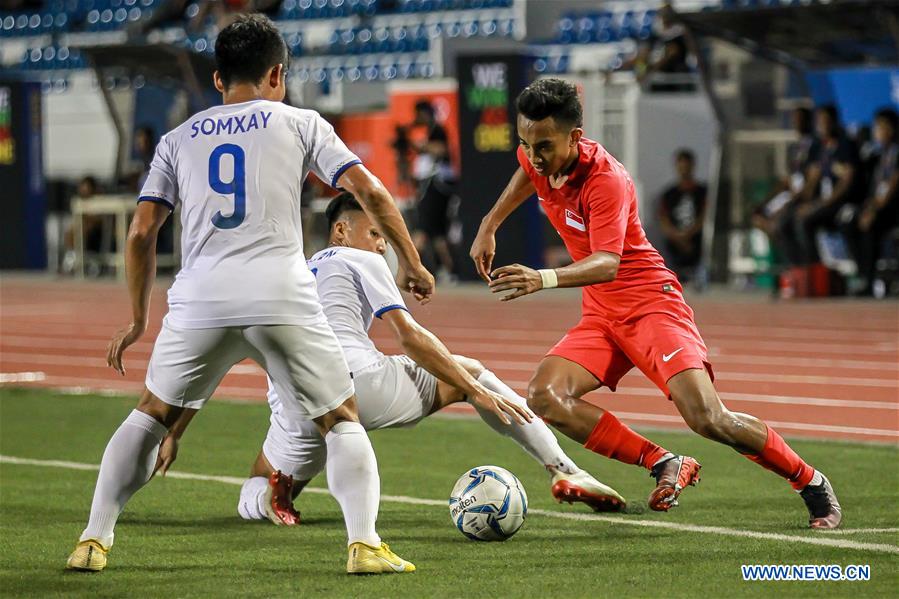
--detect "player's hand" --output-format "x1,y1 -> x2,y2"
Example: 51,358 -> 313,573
398,263 -> 435,305
106,320 -> 147,376
488,264 -> 543,301
153,434 -> 179,478
470,228 -> 496,283
468,386 -> 533,426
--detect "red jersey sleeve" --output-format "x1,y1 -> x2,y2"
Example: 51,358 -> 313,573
584,173 -> 630,256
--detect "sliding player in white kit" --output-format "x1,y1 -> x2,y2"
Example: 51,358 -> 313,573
66,14 -> 529,575
235,194 -> 627,523
155,194 -> 627,521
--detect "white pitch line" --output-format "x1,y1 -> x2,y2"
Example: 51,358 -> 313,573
817,528 -> 899,535
0,371 -> 47,383
1,455 -> 898,555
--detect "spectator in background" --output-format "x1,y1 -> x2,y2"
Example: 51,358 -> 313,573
410,99 -> 457,281
842,108 -> 899,294
392,124 -> 413,188
658,148 -> 706,281
753,107 -> 817,264
61,175 -> 103,275
791,105 -> 858,264
609,3 -> 692,91
121,125 -> 157,192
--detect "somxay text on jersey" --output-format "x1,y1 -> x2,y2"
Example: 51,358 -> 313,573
189,111 -> 272,138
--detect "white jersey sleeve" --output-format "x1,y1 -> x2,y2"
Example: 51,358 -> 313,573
350,252 -> 407,318
304,113 -> 362,188
138,134 -> 178,210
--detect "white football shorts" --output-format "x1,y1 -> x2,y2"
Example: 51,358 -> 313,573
262,354 -> 438,480
146,316 -> 354,420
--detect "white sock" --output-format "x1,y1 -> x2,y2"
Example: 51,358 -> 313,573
237,477 -> 269,520
79,410 -> 168,547
474,370 -> 579,475
325,421 -> 381,547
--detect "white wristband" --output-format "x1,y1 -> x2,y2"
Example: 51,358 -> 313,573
538,269 -> 558,289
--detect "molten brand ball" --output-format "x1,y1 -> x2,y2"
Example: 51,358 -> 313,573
449,465 -> 527,541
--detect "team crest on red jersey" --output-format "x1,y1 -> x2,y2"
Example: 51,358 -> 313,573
565,209 -> 586,232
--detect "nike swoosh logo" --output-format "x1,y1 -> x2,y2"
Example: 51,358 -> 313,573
662,348 -> 684,362
380,557 -> 407,572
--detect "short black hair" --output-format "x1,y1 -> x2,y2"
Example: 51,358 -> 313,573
325,192 -> 363,231
414,100 -> 435,116
79,175 -> 98,191
215,14 -> 288,88
516,78 -> 583,130
816,104 -> 839,124
875,107 -> 899,138
675,148 -> 695,163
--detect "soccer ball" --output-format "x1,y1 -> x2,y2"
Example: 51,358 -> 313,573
449,465 -> 528,541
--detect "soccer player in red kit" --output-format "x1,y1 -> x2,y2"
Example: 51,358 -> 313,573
470,79 -> 841,528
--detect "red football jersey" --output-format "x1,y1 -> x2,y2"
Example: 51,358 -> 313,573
517,138 -> 682,319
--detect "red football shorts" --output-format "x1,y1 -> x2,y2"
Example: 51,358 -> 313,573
547,306 -> 714,398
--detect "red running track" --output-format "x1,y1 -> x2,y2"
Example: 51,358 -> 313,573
1,276 -> 897,443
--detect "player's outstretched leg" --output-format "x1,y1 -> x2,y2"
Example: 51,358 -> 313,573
239,472 -> 301,524
528,357 -> 701,512
237,432 -> 321,526
314,398 -> 415,575
237,470 -> 302,526
668,369 -> 841,529
450,357 -> 626,512
66,390 -> 179,571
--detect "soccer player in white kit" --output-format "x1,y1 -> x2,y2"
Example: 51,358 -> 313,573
65,14 -> 527,575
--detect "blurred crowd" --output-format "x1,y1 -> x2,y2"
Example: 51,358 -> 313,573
753,105 -> 899,297
48,124 -> 172,276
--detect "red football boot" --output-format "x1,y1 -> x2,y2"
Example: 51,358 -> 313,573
262,470 -> 301,526
648,454 -> 701,512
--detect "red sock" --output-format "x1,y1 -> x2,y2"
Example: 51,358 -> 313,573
744,426 -> 815,490
584,411 -> 669,470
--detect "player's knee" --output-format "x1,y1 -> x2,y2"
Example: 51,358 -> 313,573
686,412 -> 721,440
684,406 -> 737,444
526,379 -> 563,417
136,390 -> 182,428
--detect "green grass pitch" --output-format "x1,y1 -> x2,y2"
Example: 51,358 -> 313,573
1,388 -> 897,597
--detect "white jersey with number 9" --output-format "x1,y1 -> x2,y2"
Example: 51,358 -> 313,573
139,99 -> 361,329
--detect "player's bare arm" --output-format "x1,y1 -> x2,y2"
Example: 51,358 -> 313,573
488,251 -> 621,301
106,201 -> 171,375
338,164 -> 435,303
470,167 -> 536,282
153,408 -> 199,476
381,309 -> 532,426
